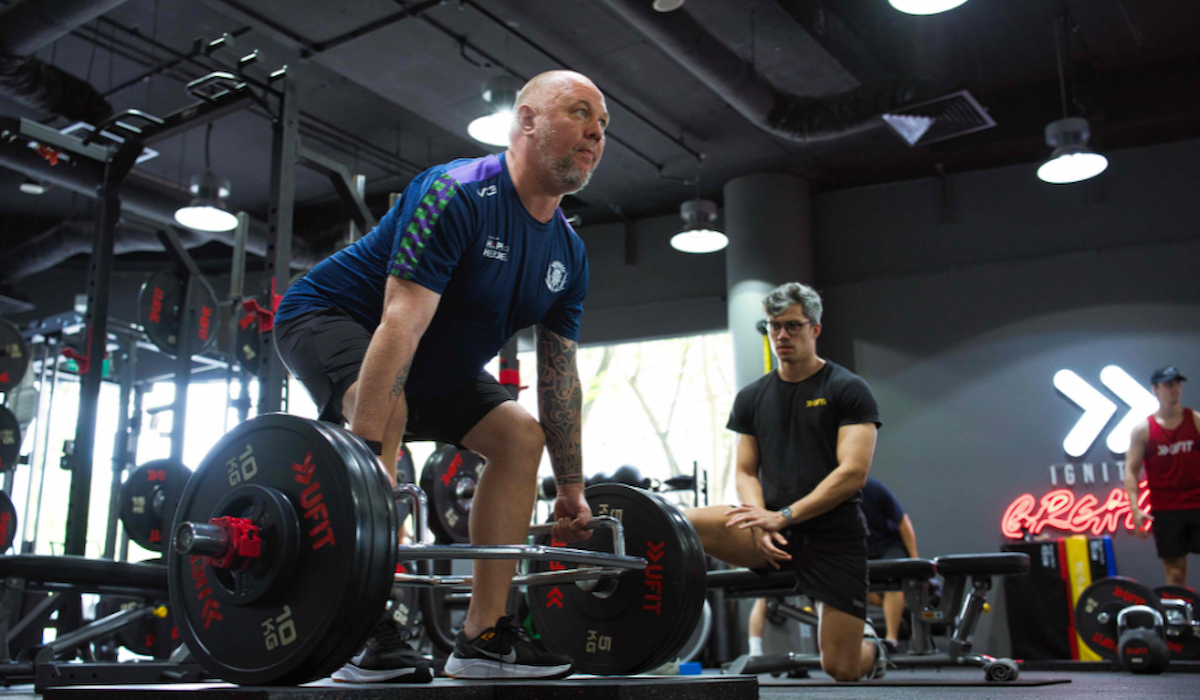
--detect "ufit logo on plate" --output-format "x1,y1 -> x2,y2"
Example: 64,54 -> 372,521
1054,366 -> 1158,457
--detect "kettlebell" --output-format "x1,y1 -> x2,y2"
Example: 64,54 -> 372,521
1117,605 -> 1170,674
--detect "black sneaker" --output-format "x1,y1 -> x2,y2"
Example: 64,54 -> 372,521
444,615 -> 573,680
332,615 -> 433,683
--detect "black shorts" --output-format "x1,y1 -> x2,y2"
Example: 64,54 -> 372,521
757,530 -> 870,620
1151,507 -> 1200,560
273,306 -> 512,445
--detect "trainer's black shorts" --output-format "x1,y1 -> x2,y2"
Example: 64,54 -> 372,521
1151,507 -> 1200,560
756,530 -> 870,620
273,306 -> 511,445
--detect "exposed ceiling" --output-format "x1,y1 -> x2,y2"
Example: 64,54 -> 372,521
1,0 -> 1198,284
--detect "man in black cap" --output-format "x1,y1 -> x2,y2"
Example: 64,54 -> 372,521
1125,366 -> 1200,586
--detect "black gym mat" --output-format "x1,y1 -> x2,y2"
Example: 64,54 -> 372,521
44,674 -> 758,700
760,677 -> 1072,687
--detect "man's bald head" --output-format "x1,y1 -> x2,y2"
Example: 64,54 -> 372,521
514,70 -> 601,117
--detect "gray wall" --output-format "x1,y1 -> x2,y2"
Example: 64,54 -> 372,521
576,212 -> 728,346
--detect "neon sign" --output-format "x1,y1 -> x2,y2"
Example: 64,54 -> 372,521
1001,482 -> 1152,539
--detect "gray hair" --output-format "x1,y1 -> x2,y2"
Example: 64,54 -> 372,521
763,282 -> 823,324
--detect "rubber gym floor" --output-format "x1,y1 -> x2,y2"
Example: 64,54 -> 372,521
0,667 -> 1196,699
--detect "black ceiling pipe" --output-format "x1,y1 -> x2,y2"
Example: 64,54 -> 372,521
0,131 -> 322,274
0,0 -> 132,124
596,0 -> 924,144
0,219 -> 213,282
0,0 -> 132,55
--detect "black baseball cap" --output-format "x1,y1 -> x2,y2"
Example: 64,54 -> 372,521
1150,366 -> 1187,385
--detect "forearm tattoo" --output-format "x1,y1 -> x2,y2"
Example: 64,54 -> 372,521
537,326 -> 582,486
389,358 -> 413,402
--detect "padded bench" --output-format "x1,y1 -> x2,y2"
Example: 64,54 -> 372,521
934,553 -> 1030,577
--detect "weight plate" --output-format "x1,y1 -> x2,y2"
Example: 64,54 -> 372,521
120,460 -> 192,552
419,446 -> 485,544
0,491 -> 17,552
96,593 -> 180,657
167,414 -> 397,686
392,560 -> 421,638
1076,577 -> 1161,660
0,406 -> 20,472
138,268 -> 219,357
0,317 -> 30,393
235,307 -> 262,376
1154,585 -> 1200,660
528,484 -> 707,675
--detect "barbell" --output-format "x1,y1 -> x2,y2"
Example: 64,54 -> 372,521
166,413 -> 705,686
420,444 -> 697,545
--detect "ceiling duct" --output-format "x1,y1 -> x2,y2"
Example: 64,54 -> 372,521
597,0 -> 927,144
0,219 -> 212,282
0,122 -> 321,280
0,0 -> 130,124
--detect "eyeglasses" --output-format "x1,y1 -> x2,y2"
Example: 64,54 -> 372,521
766,320 -> 813,335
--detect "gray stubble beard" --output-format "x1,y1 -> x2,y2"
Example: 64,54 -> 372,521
535,120 -> 594,195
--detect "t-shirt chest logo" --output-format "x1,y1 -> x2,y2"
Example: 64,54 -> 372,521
806,398 -> 827,408
546,261 -> 568,292
483,235 -> 509,262
1157,440 -> 1194,457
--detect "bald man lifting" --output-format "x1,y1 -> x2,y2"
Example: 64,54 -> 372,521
273,71 -> 609,681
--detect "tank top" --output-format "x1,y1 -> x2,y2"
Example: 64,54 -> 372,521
1143,407 -> 1200,511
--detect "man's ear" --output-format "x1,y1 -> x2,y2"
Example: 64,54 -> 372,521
811,323 -> 822,340
515,103 -> 538,135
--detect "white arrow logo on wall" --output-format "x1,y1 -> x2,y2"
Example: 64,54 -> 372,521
1099,366 -> 1159,453
1054,366 -> 1159,457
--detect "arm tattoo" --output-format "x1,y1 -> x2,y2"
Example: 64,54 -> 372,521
389,358 -> 413,402
537,325 -> 582,485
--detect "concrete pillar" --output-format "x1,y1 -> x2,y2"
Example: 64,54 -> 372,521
724,174 -> 813,390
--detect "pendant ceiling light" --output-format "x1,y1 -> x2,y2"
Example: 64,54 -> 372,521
467,76 -> 523,148
1037,9 -> 1107,184
888,0 -> 968,16
670,199 -> 727,254
174,124 -> 238,232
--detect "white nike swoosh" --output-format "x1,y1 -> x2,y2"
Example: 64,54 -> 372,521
479,647 -> 518,663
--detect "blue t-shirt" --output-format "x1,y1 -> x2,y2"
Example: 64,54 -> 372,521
274,153 -> 589,398
861,477 -> 906,558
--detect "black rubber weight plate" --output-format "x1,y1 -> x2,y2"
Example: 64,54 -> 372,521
138,268 -> 219,357
0,406 -> 20,472
528,484 -> 707,675
1153,585 -> 1200,660
420,445 -> 484,544
0,317 -> 30,393
119,460 -> 192,552
96,594 -> 180,656
167,414 -> 397,686
1076,577 -> 1161,660
235,306 -> 262,376
0,491 -> 17,552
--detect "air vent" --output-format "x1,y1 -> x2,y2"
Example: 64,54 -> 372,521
882,90 -> 996,147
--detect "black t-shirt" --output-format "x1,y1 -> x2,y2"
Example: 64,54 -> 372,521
861,477 -> 906,558
727,360 -> 881,538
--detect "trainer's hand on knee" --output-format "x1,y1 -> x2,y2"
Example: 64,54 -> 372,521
753,529 -> 792,569
552,491 -> 593,544
724,504 -> 788,532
